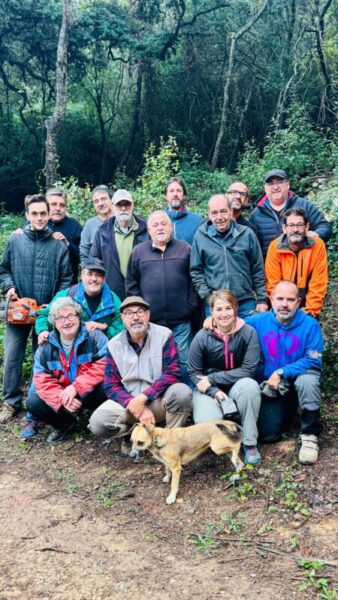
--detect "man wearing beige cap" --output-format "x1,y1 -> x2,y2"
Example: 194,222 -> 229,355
89,295 -> 192,440
90,189 -> 148,299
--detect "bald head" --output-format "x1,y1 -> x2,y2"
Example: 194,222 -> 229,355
271,280 -> 300,323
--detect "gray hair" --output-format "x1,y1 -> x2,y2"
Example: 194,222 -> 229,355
48,297 -> 82,326
147,210 -> 172,226
46,188 -> 67,202
92,184 -> 112,199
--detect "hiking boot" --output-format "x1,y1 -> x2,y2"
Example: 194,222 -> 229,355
298,434 -> 319,465
20,419 -> 39,440
47,422 -> 76,444
0,403 -> 19,424
243,444 -> 261,466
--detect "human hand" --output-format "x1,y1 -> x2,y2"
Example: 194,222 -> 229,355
267,371 -> 281,390
12,228 -> 24,235
139,406 -> 156,425
6,288 -> 18,300
127,394 -> 148,420
214,390 -> 228,402
84,321 -> 107,332
307,230 -> 319,238
52,232 -> 69,245
196,375 -> 211,393
203,316 -> 215,330
255,303 -> 269,313
60,385 -> 80,412
38,331 -> 49,345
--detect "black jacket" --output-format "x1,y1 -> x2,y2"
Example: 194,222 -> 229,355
188,323 -> 261,397
90,215 -> 148,300
249,193 -> 332,257
125,238 -> 200,327
0,226 -> 73,304
48,216 -> 82,283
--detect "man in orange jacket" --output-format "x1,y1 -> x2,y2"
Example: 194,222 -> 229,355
265,208 -> 328,317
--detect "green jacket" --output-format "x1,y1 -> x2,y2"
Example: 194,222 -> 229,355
35,282 -> 124,339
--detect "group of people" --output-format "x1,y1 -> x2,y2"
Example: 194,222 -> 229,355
0,167 -> 331,468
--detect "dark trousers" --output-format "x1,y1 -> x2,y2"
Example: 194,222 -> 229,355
27,384 -> 106,430
3,323 -> 38,410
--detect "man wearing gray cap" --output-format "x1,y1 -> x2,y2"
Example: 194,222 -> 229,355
249,169 -> 332,257
89,295 -> 192,441
90,189 -> 148,299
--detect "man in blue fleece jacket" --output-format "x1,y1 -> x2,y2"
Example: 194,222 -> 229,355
246,280 -> 323,465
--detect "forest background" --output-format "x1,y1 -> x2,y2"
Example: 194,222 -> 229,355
0,0 -> 337,213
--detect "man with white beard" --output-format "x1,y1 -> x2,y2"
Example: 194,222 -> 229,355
90,189 -> 148,300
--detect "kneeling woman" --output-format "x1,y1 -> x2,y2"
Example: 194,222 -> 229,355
188,290 -> 261,466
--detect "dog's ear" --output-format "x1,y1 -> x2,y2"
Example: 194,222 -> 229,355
144,423 -> 155,433
153,434 -> 168,448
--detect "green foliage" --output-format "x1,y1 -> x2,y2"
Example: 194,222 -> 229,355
191,522 -> 219,554
53,176 -> 93,225
272,470 -> 310,517
133,136 -> 179,216
98,482 -> 125,508
237,103 -> 336,197
297,560 -> 337,599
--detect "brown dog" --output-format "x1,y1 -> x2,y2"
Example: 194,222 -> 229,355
130,420 -> 243,504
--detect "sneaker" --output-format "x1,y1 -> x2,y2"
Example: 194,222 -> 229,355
298,434 -> 318,465
47,422 -> 76,444
0,403 -> 19,424
20,420 -> 39,440
243,444 -> 261,466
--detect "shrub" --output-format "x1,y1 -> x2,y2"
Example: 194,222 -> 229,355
236,102 -> 335,198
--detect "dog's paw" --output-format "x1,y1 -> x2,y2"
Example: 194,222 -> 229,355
166,493 -> 176,504
162,474 -> 171,483
235,458 -> 244,472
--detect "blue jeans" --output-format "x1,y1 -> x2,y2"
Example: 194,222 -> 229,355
171,321 -> 192,385
204,298 -> 256,319
2,323 -> 37,410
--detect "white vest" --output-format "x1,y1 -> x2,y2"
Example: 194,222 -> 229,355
108,322 -> 172,396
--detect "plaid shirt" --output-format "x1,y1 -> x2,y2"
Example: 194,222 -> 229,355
104,331 -> 180,407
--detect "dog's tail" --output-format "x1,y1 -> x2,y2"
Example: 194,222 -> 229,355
216,422 -> 242,442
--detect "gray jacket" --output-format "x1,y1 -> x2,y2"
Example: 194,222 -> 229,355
190,220 -> 267,304
0,226 -> 73,304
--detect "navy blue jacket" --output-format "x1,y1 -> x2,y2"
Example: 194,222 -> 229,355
249,193 -> 332,258
48,216 -> 82,283
90,215 -> 148,300
125,238 -> 200,327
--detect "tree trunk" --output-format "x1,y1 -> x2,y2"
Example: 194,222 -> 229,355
44,0 -> 75,188
211,0 -> 269,170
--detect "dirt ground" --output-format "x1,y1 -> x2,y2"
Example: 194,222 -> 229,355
0,286 -> 337,600
0,413 -> 337,600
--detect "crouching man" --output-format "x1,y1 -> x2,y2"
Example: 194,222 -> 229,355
27,298 -> 107,443
89,296 -> 192,441
246,281 -> 323,465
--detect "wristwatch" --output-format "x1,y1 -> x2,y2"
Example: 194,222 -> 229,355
276,368 -> 284,377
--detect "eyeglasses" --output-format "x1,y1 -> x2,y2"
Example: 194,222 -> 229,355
55,314 -> 79,323
122,308 -> 147,318
227,190 -> 247,197
285,223 -> 306,230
